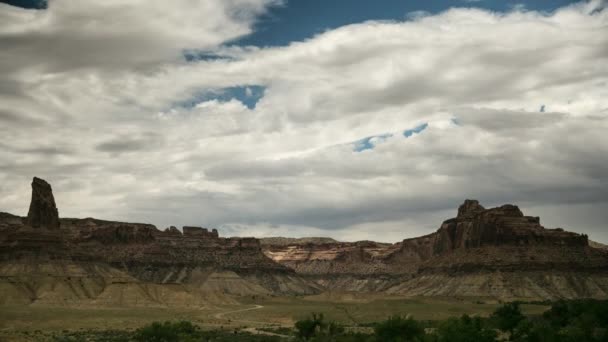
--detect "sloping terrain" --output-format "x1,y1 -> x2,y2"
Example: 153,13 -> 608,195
591,240 -> 608,251
2,178 -> 607,304
263,200 -> 608,299
0,178 -> 319,307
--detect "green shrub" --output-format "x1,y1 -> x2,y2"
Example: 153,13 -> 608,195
492,302 -> 525,334
512,300 -> 608,342
133,320 -> 200,342
295,313 -> 345,341
434,314 -> 496,342
373,315 -> 425,342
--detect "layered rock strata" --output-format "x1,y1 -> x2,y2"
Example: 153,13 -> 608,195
2,178 -> 607,302
262,200 -> 608,299
0,178 -> 319,307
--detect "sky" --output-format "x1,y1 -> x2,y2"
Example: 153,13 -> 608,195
0,0 -> 607,243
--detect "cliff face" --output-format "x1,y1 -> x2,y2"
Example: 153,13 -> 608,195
262,200 -> 608,299
59,217 -> 285,280
2,178 -> 607,303
387,200 -> 594,271
0,178 -> 319,307
2,178 -> 280,272
431,200 -> 587,254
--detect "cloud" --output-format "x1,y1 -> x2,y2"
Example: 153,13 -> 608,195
95,132 -> 165,154
0,1 -> 607,244
0,0 -> 280,73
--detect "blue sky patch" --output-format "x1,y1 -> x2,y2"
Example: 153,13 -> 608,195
403,123 -> 428,137
175,86 -> 265,110
353,122 -> 428,152
1,0 -> 46,9
233,0 -> 581,48
353,133 -> 393,152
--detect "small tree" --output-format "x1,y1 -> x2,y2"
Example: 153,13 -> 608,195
374,315 -> 425,342
492,302 -> 525,336
133,320 -> 200,342
435,314 -> 496,342
295,313 -> 325,340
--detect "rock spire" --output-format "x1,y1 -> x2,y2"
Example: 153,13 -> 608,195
26,177 -> 60,229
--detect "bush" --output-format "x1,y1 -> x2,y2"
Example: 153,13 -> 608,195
543,299 -> 608,329
133,320 -> 200,342
512,300 -> 608,342
295,313 -> 345,341
492,302 -> 525,334
511,317 -> 558,342
295,313 -> 324,340
373,315 -> 425,342
435,314 -> 496,342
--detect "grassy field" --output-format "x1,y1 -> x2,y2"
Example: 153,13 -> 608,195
0,305 -> 216,331
0,294 -> 550,340
233,294 -> 549,325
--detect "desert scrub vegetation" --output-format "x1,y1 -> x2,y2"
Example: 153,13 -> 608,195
42,299 -> 608,342
291,300 -> 608,342
48,321 -> 281,342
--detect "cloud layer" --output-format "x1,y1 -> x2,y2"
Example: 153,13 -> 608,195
1,1 -> 607,243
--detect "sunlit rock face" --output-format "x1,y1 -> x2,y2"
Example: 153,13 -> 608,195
262,200 -> 607,299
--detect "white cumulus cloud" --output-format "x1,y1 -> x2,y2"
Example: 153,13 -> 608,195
0,1 -> 607,243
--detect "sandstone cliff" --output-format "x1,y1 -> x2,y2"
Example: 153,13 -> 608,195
2,178 -> 607,303
0,178 -> 319,307
260,237 -> 339,246
262,200 -> 608,299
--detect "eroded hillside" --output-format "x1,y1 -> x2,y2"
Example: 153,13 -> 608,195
262,200 -> 608,299
0,178 -> 320,307
2,178 -> 607,305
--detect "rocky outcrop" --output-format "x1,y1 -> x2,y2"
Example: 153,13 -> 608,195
263,240 -> 398,274
260,237 -> 339,246
1,178 -> 65,258
183,226 -> 219,238
263,200 -> 608,299
26,177 -> 60,229
457,199 -> 485,218
164,226 -> 181,235
2,179 -> 607,302
0,177 -> 319,307
432,203 -> 587,256
262,200 -> 582,278
381,201 -> 591,268
262,240 -> 408,292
